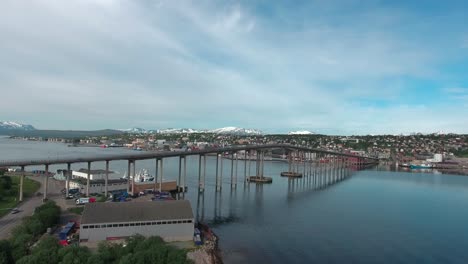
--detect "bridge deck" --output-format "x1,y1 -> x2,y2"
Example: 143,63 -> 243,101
0,144 -> 378,167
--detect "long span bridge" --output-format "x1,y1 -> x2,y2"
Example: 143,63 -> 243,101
0,144 -> 378,202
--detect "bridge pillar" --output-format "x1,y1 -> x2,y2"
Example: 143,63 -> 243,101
86,162 -> 91,197
198,155 -> 204,192
105,161 -> 109,198
248,150 -> 252,178
130,160 -> 135,195
215,154 -> 220,191
66,163 -> 71,198
288,150 -> 292,173
301,151 -> 306,177
256,150 -> 260,177
183,156 -> 187,198
19,165 -> 25,202
129,160 -> 132,193
203,154 -> 206,191
219,154 -> 224,191
154,158 -> 159,192
259,151 -> 262,178
234,152 -> 238,188
263,151 -> 266,177
159,158 -> 164,193
244,151 -> 247,183
178,156 -> 182,199
43,164 -> 49,201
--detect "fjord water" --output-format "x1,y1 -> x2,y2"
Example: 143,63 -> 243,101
1,137 -> 468,263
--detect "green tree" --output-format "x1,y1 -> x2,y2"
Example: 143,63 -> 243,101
0,240 -> 14,264
15,255 -> 38,264
10,232 -> 33,261
0,176 -> 12,190
58,245 -> 91,264
117,254 -> 134,264
93,241 -> 124,263
29,236 -> 60,264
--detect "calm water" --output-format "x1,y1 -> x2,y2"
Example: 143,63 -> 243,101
1,136 -> 468,263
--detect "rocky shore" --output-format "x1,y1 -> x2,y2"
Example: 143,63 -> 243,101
187,223 -> 223,264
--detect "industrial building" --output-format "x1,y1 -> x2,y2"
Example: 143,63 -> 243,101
70,178 -> 128,195
70,169 -> 128,195
72,169 -> 112,180
79,200 -> 194,242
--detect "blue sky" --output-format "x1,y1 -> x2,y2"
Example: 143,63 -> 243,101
1,0 -> 467,134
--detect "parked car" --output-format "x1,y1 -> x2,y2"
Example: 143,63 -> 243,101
11,208 -> 21,214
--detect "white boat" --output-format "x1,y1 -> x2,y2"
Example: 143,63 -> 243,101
410,164 -> 433,169
122,169 -> 155,182
136,169 -> 155,182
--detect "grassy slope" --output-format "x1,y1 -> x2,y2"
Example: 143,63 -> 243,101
0,176 -> 40,217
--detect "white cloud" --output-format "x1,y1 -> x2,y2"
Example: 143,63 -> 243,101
0,0 -> 466,133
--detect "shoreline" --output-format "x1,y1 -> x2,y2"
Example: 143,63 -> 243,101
187,223 -> 223,264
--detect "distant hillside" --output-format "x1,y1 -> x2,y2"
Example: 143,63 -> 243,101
1,129 -> 125,138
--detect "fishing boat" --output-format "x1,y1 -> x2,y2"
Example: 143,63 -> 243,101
122,169 -> 155,182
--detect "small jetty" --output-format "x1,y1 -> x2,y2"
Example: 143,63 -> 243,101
247,176 -> 273,183
280,172 -> 303,178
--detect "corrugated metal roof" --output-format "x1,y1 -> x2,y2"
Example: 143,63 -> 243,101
81,200 -> 194,224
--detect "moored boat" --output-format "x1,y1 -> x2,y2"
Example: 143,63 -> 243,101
410,164 -> 433,169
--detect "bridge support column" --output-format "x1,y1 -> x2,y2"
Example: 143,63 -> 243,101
132,160 -> 136,195
159,158 -> 164,193
154,159 -> 159,192
86,162 -> 91,197
203,155 -> 206,191
234,152 -> 238,188
230,153 -> 234,188
43,164 -> 49,201
244,151 -> 247,183
215,154 -> 220,191
248,150 -> 252,178
301,151 -> 306,177
178,156 -> 182,199
128,160 -> 132,193
183,157 -> 187,198
261,151 -> 265,179
288,150 -> 292,173
19,165 -> 25,202
105,161 -> 109,198
198,155 -> 204,192
66,163 -> 71,198
219,154 -> 224,191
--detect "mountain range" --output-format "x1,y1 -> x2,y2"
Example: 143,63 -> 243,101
120,126 -> 263,135
0,121 -> 35,131
1,121 -> 264,136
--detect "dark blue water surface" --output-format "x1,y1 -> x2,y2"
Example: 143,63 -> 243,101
1,137 -> 468,263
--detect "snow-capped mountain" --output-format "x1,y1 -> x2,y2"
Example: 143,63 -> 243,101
118,127 -> 149,133
209,127 -> 263,135
0,121 -> 35,130
158,128 -> 200,134
120,126 -> 263,135
288,130 -> 314,135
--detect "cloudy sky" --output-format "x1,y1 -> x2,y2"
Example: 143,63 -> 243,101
1,0 -> 467,134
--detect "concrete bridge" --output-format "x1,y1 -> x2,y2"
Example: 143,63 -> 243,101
0,144 -> 378,202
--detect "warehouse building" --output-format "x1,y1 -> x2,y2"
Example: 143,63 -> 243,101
79,200 -> 194,242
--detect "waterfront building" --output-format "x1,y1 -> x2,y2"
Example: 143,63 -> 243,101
79,201 -> 194,242
72,169 -> 112,180
69,178 -> 128,195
